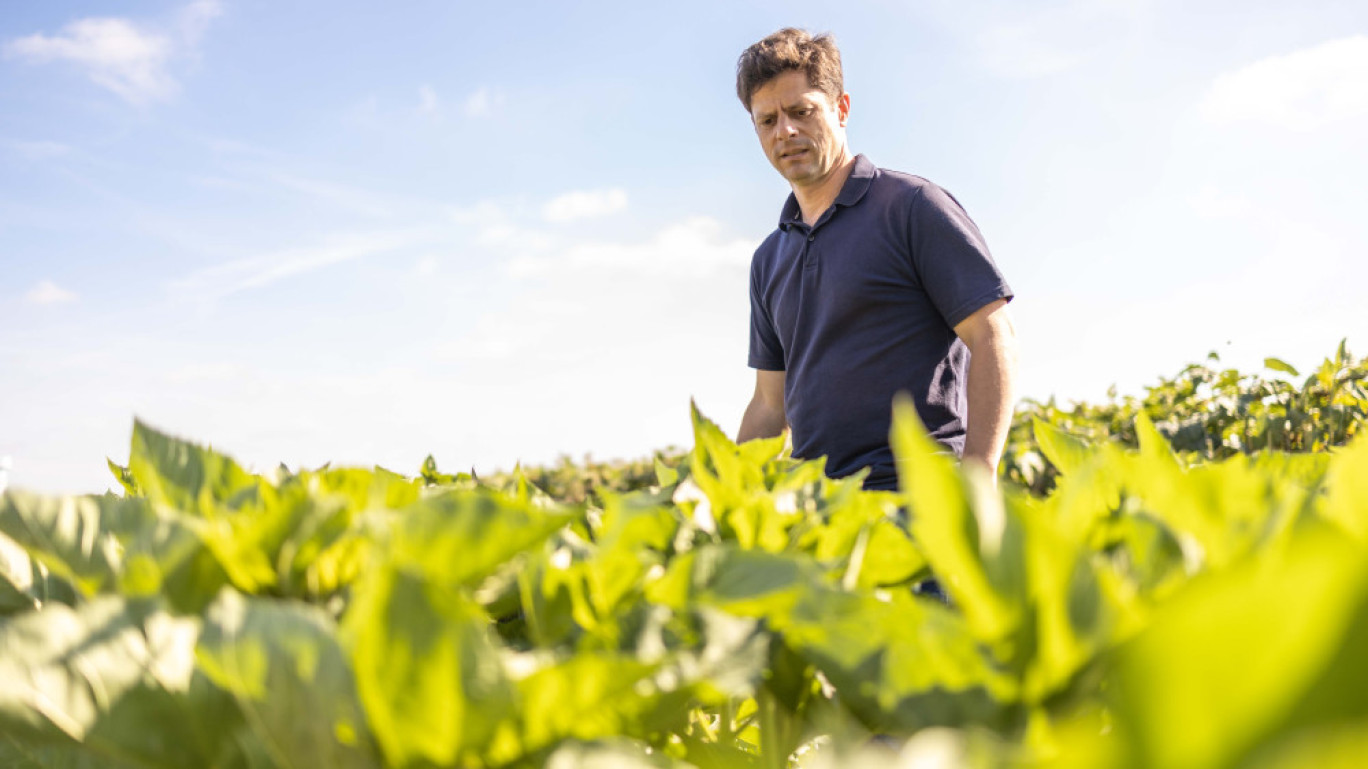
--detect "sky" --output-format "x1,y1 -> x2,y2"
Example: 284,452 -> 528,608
3,0 -> 1367,494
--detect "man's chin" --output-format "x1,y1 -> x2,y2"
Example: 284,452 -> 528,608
771,156 -> 807,175
780,166 -> 821,186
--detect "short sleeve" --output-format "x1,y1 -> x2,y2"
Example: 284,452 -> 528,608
748,259 -> 786,370
908,183 -> 1013,328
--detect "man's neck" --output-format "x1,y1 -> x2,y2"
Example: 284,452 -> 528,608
791,152 -> 857,226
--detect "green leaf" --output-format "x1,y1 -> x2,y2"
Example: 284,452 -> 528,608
0,532 -> 41,615
418,455 -> 475,487
655,546 -> 817,619
653,541 -> 1017,735
344,564 -> 515,768
1244,721 -> 1368,769
1112,527 -> 1368,769
197,590 -> 381,769
390,490 -> 574,590
1135,412 -> 1181,470
0,596 -> 243,768
106,459 -> 140,497
1031,418 -> 1094,477
596,492 -> 680,554
0,489 -> 243,613
307,466 -> 421,516
513,653 -> 662,753
781,589 -> 1019,735
654,456 -> 680,488
1017,490 -> 1130,703
674,733 -> 760,769
1322,434 -> 1368,543
891,397 -> 1023,646
341,486 -> 569,763
542,738 -> 704,768
127,419 -> 262,518
853,520 -> 926,590
0,491 -> 133,598
0,735 -> 143,769
1264,357 -> 1300,377
689,402 -> 774,509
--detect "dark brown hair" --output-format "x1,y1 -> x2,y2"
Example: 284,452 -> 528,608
735,28 -> 844,112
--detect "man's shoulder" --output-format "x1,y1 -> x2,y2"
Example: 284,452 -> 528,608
873,164 -> 934,187
865,165 -> 972,220
867,165 -> 943,203
753,226 -> 785,255
748,226 -> 787,279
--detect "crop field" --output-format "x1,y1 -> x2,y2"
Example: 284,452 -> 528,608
2,344 -> 1367,768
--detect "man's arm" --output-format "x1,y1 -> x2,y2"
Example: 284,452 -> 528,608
738,369 -> 787,443
953,298 -> 1019,479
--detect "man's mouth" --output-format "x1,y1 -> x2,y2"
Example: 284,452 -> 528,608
779,148 -> 808,160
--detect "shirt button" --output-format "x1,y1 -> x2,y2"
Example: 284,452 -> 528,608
807,235 -> 815,242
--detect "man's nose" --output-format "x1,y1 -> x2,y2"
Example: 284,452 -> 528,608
774,117 -> 799,138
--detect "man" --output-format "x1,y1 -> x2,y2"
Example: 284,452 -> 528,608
735,28 -> 1018,490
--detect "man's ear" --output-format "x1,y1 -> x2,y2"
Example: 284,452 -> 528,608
837,92 -> 851,126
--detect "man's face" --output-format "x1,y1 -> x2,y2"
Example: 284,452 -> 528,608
748,70 -> 850,190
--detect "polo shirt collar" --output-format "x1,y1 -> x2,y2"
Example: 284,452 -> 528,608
778,154 -> 877,229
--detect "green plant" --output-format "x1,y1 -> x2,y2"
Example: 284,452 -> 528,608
2,344 -> 1367,768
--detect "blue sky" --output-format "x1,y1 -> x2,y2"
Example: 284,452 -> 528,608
3,1 -> 1367,493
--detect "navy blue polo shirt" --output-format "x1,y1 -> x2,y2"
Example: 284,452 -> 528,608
748,154 -> 1012,489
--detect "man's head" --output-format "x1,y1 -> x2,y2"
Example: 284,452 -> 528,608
735,28 -> 843,113
738,29 -> 852,190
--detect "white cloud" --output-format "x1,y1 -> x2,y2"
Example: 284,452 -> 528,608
463,87 -> 496,117
268,171 -> 396,218
2,1 -> 221,104
24,280 -> 78,305
203,137 -> 281,159
176,0 -> 222,46
450,201 -> 555,249
189,174 -> 252,192
542,188 -> 629,223
975,24 -> 1084,79
415,255 -> 440,276
418,85 -> 438,115
345,94 -> 381,125
1201,35 -> 1368,131
1187,186 -> 1251,219
167,229 -> 433,302
5,140 -> 71,160
5,18 -> 174,103
431,215 -> 757,460
509,216 -> 753,280
440,215 -> 756,363
166,361 -> 240,385
965,0 -> 1148,79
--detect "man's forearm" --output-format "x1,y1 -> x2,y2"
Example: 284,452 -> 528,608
738,400 -> 787,443
961,335 -> 1018,477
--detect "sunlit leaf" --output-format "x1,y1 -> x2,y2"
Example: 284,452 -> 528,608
344,564 -> 514,768
0,597 -> 243,767
1321,434 -> 1368,542
1264,358 -> 1300,377
891,396 -> 1022,646
1032,418 -> 1094,477
1112,527 -> 1368,769
197,590 -> 381,769
128,420 -> 262,518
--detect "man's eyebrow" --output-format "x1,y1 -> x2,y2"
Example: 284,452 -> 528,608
753,99 -> 812,119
